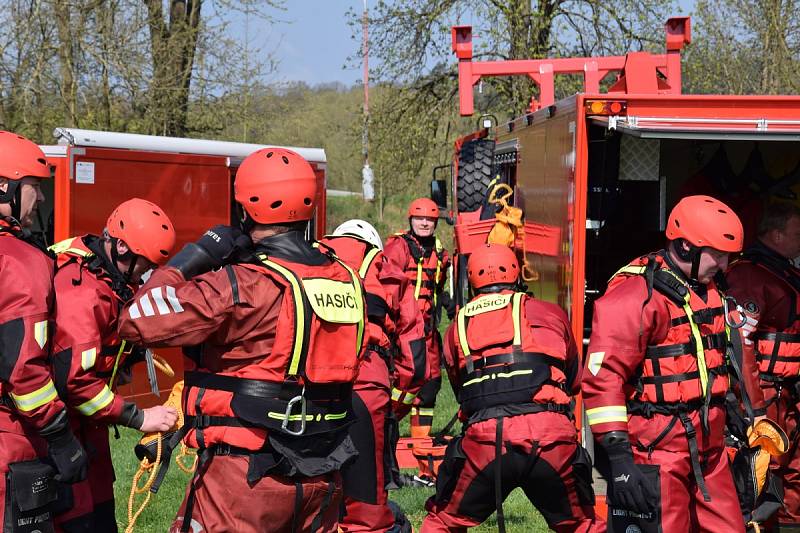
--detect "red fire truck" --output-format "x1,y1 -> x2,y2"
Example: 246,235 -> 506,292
39,128 -> 328,405
435,14 -> 800,476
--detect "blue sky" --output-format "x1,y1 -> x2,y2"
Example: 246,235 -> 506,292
262,0 -> 696,85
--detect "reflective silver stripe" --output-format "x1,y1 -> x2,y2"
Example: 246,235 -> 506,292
128,302 -> 142,319
139,293 -> 155,317
585,405 -> 628,426
76,385 -> 115,416
10,380 -> 58,412
150,287 -> 170,315
166,286 -> 184,313
81,348 -> 97,371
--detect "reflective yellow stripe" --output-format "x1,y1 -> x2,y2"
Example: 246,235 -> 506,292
414,259 -> 423,300
10,380 -> 58,412
456,307 -> 470,358
338,261 -> 366,357
683,299 -> 709,397
76,385 -> 115,416
609,264 -> 647,282
463,369 -> 533,388
391,387 -> 417,405
416,407 -> 435,417
109,341 -> 127,389
48,237 -> 93,258
259,255 -> 306,376
81,348 -> 97,371
511,292 -> 523,346
267,411 -> 348,422
359,247 -> 381,278
585,405 -> 628,426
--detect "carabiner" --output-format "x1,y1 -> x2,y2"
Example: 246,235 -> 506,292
723,296 -> 747,329
281,392 -> 307,436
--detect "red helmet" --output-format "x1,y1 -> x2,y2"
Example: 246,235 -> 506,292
235,148 -> 317,224
107,199 -> 176,265
468,243 -> 520,289
0,131 -> 51,182
408,198 -> 439,218
666,195 -> 743,253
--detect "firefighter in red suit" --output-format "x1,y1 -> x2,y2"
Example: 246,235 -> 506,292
726,202 -> 800,531
319,219 -> 427,532
118,148 -> 368,533
0,131 -> 88,532
421,243 -> 602,533
384,198 -> 452,439
583,195 -> 758,533
50,198 -> 179,532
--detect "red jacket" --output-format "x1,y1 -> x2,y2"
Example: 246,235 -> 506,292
318,235 -> 427,401
51,235 -> 138,424
582,252 -> 743,437
443,290 -> 580,422
0,221 -> 64,434
384,231 -> 450,330
727,241 -> 800,385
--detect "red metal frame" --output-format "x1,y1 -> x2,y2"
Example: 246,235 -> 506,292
451,17 -> 691,115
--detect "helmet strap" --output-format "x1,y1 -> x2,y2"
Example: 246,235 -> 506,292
671,239 -> 702,282
238,204 -> 255,234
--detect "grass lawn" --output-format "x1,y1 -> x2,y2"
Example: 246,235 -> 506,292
111,372 -> 551,532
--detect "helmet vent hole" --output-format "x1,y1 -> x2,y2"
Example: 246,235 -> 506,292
160,250 -> 168,257
271,200 -> 283,209
152,210 -> 161,216
674,219 -> 681,228
119,221 -> 125,229
250,196 -> 259,203
723,233 -> 735,240
478,269 -> 485,276
304,197 -> 312,205
161,224 -> 169,230
37,158 -> 46,165
718,209 -> 727,214
282,156 -> 289,164
499,266 -> 506,272
266,152 -> 274,158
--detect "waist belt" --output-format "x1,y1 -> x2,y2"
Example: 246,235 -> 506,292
465,402 -> 572,426
645,332 -> 729,358
185,371 -> 351,401
462,351 -> 565,375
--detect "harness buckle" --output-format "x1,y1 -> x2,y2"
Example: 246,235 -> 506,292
722,295 -> 747,329
282,389 -> 307,436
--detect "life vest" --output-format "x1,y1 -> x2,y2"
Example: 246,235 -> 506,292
390,232 -> 446,314
609,254 -> 731,411
50,236 -> 134,400
452,290 -> 570,424
736,248 -> 800,381
181,251 -> 367,452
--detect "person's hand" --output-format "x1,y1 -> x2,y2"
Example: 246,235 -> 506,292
602,432 -> 658,515
139,405 -> 178,433
46,427 -> 88,484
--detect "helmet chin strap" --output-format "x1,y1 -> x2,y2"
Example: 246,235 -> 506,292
109,237 -> 139,282
673,238 -> 702,283
239,204 -> 255,234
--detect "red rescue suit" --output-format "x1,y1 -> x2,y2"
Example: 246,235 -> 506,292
50,235 -> 143,532
0,220 -> 66,531
583,252 -> 747,533
727,240 -> 800,528
118,240 -> 367,533
421,289 -> 601,533
319,235 -> 427,532
384,232 -> 449,433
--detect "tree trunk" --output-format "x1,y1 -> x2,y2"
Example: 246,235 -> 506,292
54,0 -> 79,127
144,0 -> 202,136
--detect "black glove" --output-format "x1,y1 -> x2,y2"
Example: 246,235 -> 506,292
602,432 -> 657,515
441,292 -> 456,320
41,412 -> 88,484
168,225 -> 252,278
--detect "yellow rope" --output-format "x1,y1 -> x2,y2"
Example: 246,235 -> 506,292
176,442 -> 198,474
125,432 -> 162,533
487,183 -> 539,282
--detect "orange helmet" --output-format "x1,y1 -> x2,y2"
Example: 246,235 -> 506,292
235,148 -> 317,224
0,131 -> 50,182
666,195 -> 743,253
468,243 -> 520,289
408,198 -> 439,219
106,199 -> 176,265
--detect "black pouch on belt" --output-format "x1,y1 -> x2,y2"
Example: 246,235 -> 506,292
4,460 -> 58,533
607,464 -> 662,533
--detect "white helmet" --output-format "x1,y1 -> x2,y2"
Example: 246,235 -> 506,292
333,219 -> 383,250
